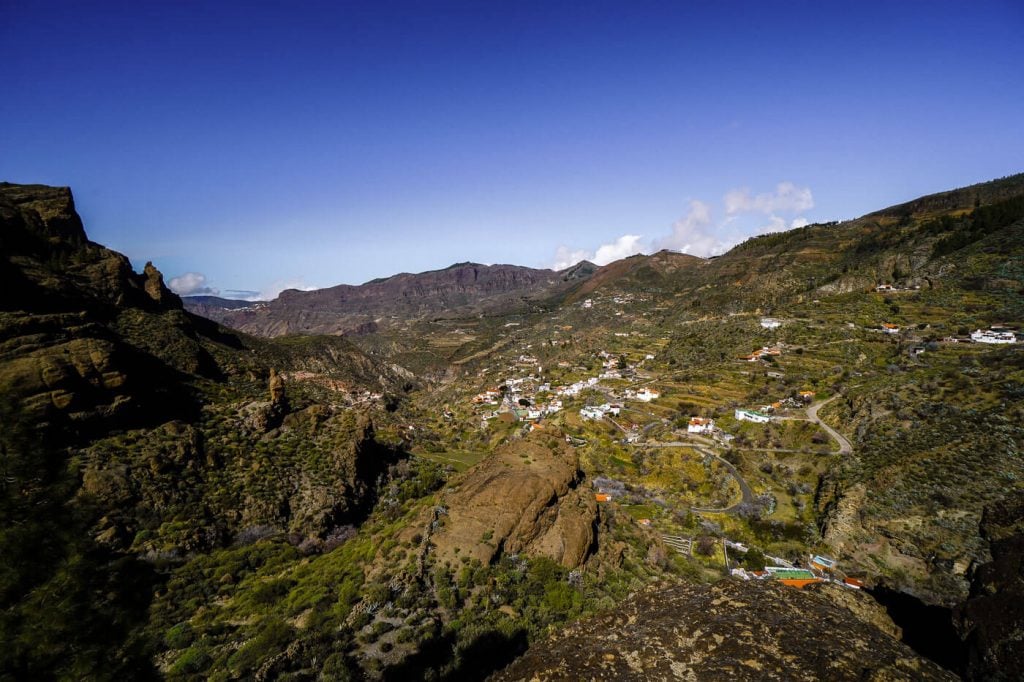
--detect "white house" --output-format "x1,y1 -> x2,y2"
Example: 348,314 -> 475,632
972,329 -> 1017,344
582,299 -> 593,309
687,417 -> 715,434
735,408 -> 771,424
635,388 -> 660,402
580,406 -> 605,420
760,318 -> 782,329
600,403 -> 621,417
546,400 -> 563,414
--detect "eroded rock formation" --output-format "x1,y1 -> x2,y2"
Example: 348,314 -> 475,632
429,433 -> 597,569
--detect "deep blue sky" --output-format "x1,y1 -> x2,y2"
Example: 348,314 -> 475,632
2,1 -> 1022,298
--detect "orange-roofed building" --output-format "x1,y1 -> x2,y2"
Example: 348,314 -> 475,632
595,493 -> 611,503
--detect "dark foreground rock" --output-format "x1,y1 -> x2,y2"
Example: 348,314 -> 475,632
957,491 -> 1024,680
492,579 -> 957,681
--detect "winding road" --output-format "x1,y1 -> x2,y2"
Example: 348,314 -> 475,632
806,396 -> 852,455
690,446 -> 755,513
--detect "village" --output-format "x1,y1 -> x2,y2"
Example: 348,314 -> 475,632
448,291 -> 1020,602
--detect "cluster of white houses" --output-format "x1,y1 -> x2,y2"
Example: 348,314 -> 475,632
473,347 -> 662,428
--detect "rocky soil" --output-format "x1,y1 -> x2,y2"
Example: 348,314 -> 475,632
492,579 -> 957,681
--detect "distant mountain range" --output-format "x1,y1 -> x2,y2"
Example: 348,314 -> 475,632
185,260 -> 599,336
186,172 -> 1024,338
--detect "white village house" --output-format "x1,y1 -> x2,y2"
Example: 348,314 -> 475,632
687,417 -> 715,434
635,388 -> 660,402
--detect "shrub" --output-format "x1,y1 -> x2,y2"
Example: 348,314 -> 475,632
695,536 -> 716,556
168,642 -> 211,676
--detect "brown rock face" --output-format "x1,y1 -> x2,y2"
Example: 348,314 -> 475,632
430,434 -> 597,569
492,579 -> 957,682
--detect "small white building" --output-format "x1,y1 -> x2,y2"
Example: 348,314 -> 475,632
580,406 -> 605,420
600,403 -> 621,417
971,329 -> 1017,344
735,408 -> 771,424
582,299 -> 593,309
687,417 -> 715,434
635,388 -> 660,402
760,318 -> 782,329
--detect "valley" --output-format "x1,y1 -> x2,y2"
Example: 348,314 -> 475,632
3,175 -> 1024,680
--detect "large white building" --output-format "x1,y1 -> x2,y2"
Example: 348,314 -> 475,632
971,329 -> 1017,344
760,318 -> 782,329
735,408 -> 771,424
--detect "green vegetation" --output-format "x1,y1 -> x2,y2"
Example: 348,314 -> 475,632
5,175 -> 1024,678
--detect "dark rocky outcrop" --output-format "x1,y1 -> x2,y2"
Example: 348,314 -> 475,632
493,579 -> 957,681
957,491 -> 1024,680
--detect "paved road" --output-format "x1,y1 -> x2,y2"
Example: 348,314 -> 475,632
690,446 -> 754,513
806,396 -> 853,455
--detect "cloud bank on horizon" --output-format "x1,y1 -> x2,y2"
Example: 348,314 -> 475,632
168,273 -> 316,301
551,182 -> 814,270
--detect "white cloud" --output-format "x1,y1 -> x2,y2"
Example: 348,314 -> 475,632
168,272 -> 218,296
653,200 -> 733,257
724,182 -> 814,215
552,234 -> 647,270
552,246 -> 593,271
550,180 -> 815,268
755,215 -> 813,235
594,234 -> 646,264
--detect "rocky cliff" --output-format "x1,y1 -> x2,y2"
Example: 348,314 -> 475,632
0,183 -> 413,679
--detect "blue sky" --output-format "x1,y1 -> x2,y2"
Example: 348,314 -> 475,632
2,1 -> 1022,299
